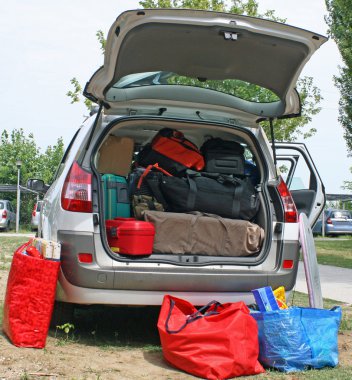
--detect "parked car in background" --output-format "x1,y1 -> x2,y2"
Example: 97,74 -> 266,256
0,200 -> 16,231
27,9 -> 326,322
313,209 -> 352,236
31,201 -> 43,231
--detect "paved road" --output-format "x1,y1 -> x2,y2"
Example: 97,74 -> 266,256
0,232 -> 35,238
296,262 -> 352,304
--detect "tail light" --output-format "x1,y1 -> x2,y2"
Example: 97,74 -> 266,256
2,210 -> 7,218
277,176 -> 298,223
61,161 -> 92,212
326,217 -> 332,224
32,204 -> 36,217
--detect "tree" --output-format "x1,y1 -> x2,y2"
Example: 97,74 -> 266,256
0,129 -> 40,185
68,0 -> 322,142
0,129 -> 64,225
67,77 -> 93,111
325,0 -> 352,155
36,138 -> 65,184
342,168 -> 352,192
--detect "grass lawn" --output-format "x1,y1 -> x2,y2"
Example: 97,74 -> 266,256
314,237 -> 352,269
0,236 -> 30,270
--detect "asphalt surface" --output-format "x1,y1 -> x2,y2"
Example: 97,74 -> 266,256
0,232 -> 35,238
296,262 -> 352,304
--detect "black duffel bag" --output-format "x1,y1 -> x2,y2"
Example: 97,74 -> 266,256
159,172 -> 259,220
128,164 -> 170,209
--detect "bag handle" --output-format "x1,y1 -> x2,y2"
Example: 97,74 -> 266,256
186,176 -> 197,210
137,163 -> 173,189
165,299 -> 222,334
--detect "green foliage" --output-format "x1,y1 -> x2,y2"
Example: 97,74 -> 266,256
0,129 -> 64,224
139,0 -> 286,21
96,30 -> 106,53
326,0 -> 352,155
67,77 -> 93,110
57,322 -> 75,335
261,77 -> 322,141
19,372 -> 30,380
55,322 -> 76,345
0,129 -> 39,185
140,0 -> 226,11
167,74 -> 280,103
342,167 -> 352,192
37,138 -> 65,184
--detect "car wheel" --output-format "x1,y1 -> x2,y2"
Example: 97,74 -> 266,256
50,301 -> 75,328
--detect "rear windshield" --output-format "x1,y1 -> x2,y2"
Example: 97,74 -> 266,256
0,202 -> 4,209
36,202 -> 42,212
331,211 -> 351,219
111,71 -> 280,103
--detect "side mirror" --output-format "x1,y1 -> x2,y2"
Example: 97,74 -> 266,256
27,179 -> 49,193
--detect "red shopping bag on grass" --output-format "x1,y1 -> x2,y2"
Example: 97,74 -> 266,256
158,295 -> 264,379
2,241 -> 60,348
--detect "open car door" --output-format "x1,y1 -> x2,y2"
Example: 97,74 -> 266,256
276,142 -> 325,227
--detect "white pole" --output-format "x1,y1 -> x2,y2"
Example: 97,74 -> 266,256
16,166 -> 21,233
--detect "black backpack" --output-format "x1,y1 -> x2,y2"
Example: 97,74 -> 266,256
200,138 -> 245,176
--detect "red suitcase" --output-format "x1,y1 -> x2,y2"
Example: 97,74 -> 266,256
105,218 -> 155,255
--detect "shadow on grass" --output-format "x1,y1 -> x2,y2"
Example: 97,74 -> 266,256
49,305 -> 162,349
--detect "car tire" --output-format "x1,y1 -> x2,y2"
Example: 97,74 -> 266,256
50,301 -> 75,328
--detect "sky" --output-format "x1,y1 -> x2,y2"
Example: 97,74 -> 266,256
0,0 -> 351,194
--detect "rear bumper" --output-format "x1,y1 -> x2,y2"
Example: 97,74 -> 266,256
56,270 -> 261,306
326,227 -> 352,235
57,230 -> 300,305
0,218 -> 9,228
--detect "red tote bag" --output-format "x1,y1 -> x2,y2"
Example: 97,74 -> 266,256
2,242 -> 60,348
158,295 -> 264,380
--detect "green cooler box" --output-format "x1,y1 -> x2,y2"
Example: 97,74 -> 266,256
102,174 -> 131,219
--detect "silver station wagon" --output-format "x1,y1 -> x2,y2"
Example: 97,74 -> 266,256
0,200 -> 16,231
29,9 -> 326,321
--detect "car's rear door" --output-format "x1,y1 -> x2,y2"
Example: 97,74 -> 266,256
275,142 -> 325,227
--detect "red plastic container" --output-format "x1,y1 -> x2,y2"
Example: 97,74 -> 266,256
105,218 -> 155,255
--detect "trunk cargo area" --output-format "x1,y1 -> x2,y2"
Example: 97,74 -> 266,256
93,118 -> 274,266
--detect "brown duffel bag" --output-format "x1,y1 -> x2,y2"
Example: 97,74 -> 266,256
143,211 -> 264,257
